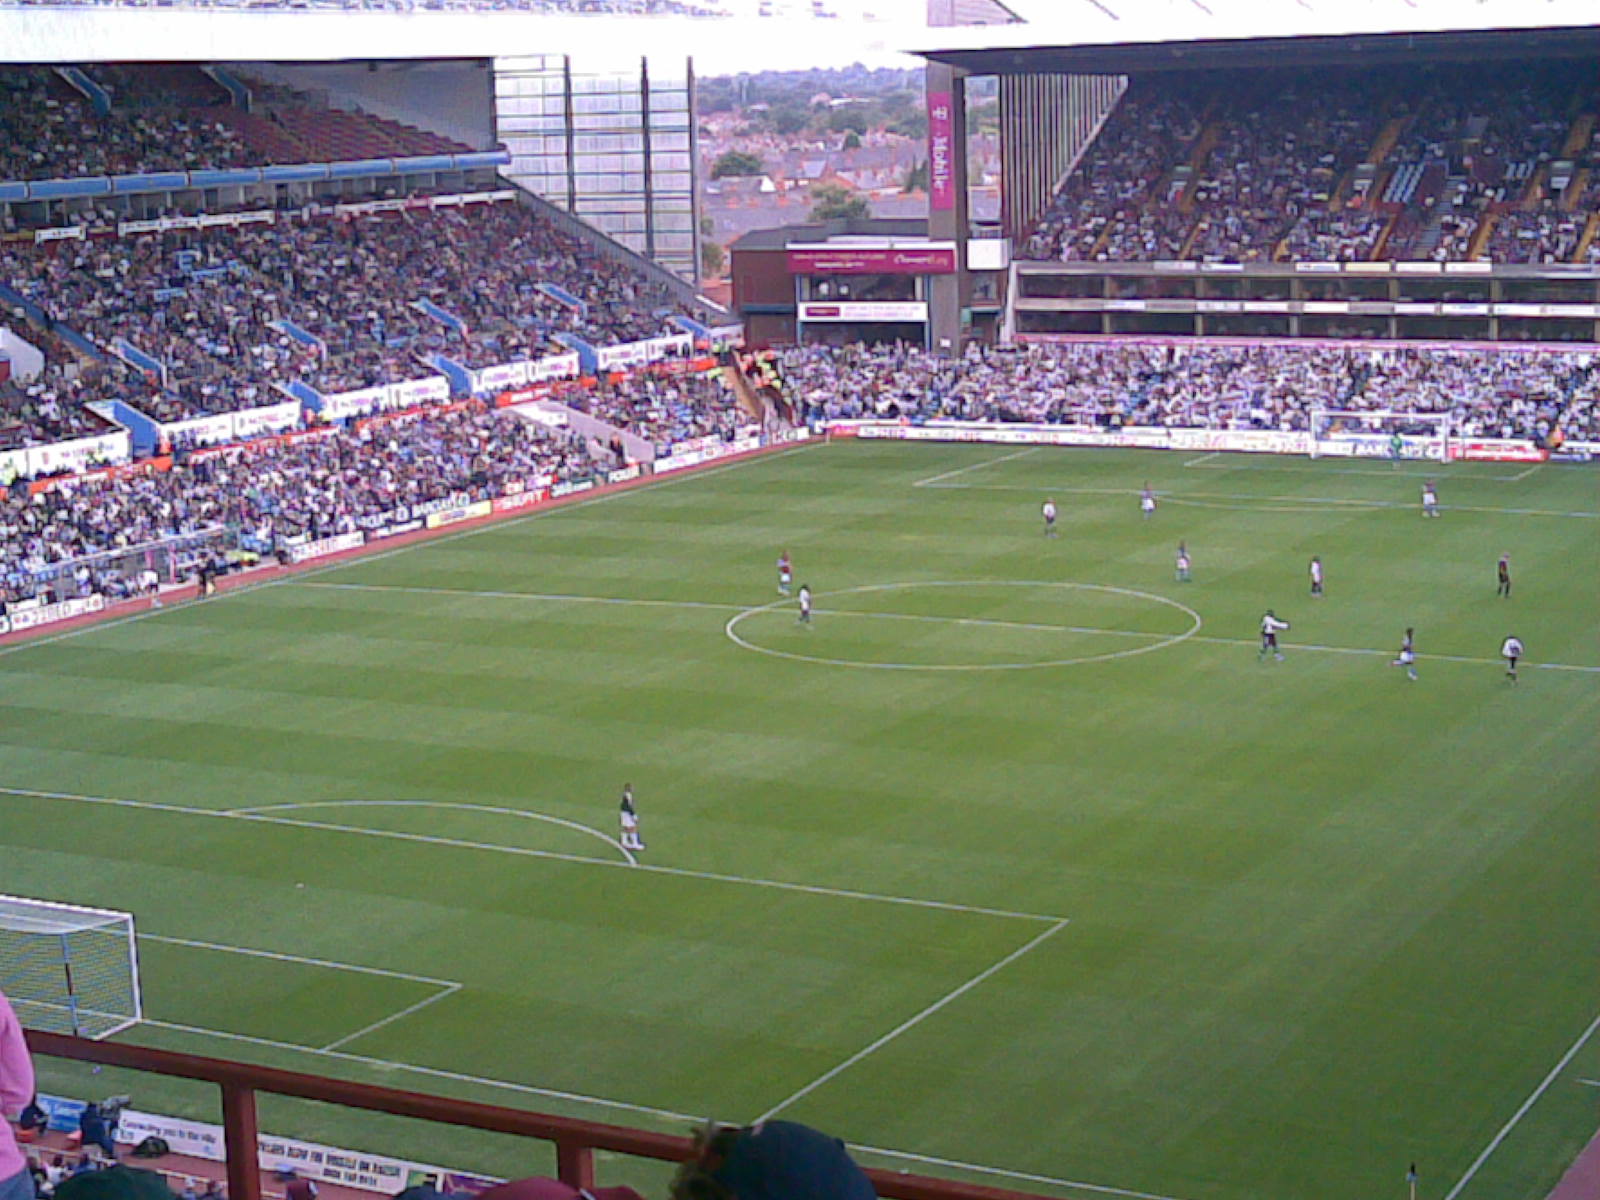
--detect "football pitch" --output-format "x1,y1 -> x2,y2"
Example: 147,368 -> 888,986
5,440 -> 1599,1200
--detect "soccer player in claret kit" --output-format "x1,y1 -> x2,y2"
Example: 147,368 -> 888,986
777,551 -> 793,596
1140,484 -> 1157,520
1501,635 -> 1523,684
1258,610 -> 1290,662
619,784 -> 644,852
1309,556 -> 1324,597
1392,628 -> 1418,681
1496,553 -> 1511,598
1042,498 -> 1058,537
1422,480 -> 1440,518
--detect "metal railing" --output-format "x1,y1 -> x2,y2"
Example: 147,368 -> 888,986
27,1031 -> 1053,1200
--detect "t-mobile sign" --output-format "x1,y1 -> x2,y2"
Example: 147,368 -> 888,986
928,90 -> 955,212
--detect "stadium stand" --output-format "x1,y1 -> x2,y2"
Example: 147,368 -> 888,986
0,63 -> 474,184
0,199 -> 696,428
775,341 -> 1600,443
1022,62 -> 1600,264
1,402 -> 596,592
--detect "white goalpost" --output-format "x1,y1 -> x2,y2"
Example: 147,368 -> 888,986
0,895 -> 142,1039
1309,408 -> 1454,462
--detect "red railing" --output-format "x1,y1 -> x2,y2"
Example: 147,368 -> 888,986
26,1031 -> 1051,1200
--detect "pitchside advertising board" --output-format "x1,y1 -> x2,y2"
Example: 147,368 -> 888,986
0,594 -> 105,635
827,420 -> 1569,464
111,1107 -> 450,1193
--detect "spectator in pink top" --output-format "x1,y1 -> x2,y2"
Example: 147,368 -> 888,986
0,988 -> 39,1200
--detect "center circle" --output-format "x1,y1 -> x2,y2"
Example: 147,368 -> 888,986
724,581 -> 1202,672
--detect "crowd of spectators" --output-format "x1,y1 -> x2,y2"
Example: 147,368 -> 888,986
0,66 -> 251,183
1022,85 -> 1201,262
1023,62 -> 1599,265
573,369 -> 748,453
1,404 -> 600,596
775,340 -> 1600,446
0,201 -> 694,429
0,328 -> 132,449
0,63 -> 472,186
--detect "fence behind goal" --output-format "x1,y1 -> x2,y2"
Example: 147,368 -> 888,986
0,894 -> 142,1039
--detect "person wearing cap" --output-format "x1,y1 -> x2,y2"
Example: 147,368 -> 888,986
668,1120 -> 875,1200
1,988 -> 37,1200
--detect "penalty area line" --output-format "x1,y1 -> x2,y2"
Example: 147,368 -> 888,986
911,446 -> 1041,487
1,786 -> 1066,924
756,919 -> 1069,1123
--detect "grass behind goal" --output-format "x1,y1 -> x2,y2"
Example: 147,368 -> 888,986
3,442 -> 1597,1200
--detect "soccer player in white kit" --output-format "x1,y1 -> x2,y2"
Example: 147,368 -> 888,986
1421,481 -> 1439,518
797,584 -> 812,625
1259,610 -> 1290,662
1140,484 -> 1157,520
1501,635 -> 1523,684
1391,628 -> 1418,681
619,783 -> 644,852
1175,542 -> 1191,583
1309,556 -> 1324,597
1042,499 -> 1058,537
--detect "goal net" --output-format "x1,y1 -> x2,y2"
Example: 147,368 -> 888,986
1309,409 -> 1453,462
0,895 -> 142,1039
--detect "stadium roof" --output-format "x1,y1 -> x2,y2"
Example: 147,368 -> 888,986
912,0 -> 1600,73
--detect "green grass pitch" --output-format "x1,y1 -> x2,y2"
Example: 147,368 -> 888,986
4,441 -> 1598,1200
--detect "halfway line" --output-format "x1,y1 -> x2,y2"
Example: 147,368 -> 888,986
287,581 -> 1600,673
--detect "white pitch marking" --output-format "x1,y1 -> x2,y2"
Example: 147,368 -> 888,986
2,786 -> 1066,923
1501,463 -> 1542,483
757,919 -> 1068,1123
917,480 -> 1600,519
853,1145 -> 1196,1200
139,1017 -> 703,1125
140,934 -> 460,987
140,1015 -> 1184,1200
1180,457 -> 1535,483
319,983 -> 462,1053
295,581 -> 746,616
0,440 -> 822,663
288,582 -> 1600,678
230,799 -> 637,866
725,581 -> 1202,673
1443,1009 -> 1600,1200
1579,1078 -> 1600,1088
911,446 -> 1041,488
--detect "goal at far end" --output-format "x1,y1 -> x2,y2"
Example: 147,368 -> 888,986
1309,408 -> 1453,462
0,895 -> 142,1039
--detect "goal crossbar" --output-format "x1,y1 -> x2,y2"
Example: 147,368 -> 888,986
1309,408 -> 1453,462
0,894 -> 142,1039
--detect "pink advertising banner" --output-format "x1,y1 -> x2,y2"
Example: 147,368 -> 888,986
786,245 -> 956,275
928,90 -> 955,212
